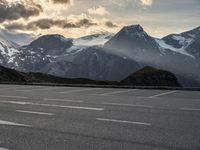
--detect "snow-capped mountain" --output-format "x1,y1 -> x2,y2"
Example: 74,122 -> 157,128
73,32 -> 113,46
0,32 -> 19,67
104,25 -> 160,58
158,26 -> 200,59
0,25 -> 200,86
104,25 -> 200,86
14,34 -> 73,72
13,34 -> 140,81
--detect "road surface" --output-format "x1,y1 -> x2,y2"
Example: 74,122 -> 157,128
0,84 -> 199,150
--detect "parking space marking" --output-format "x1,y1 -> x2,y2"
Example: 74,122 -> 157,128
0,147 -> 10,150
44,98 -> 83,103
59,88 -> 102,94
0,100 -> 104,111
16,110 -> 54,116
96,118 -> 151,126
103,102 -> 153,108
100,89 -> 139,96
180,108 -> 200,112
23,86 -> 72,92
16,90 -> 32,92
0,95 -> 28,99
0,119 -> 30,127
0,85 -> 47,91
148,91 -> 177,98
0,86 -> 25,91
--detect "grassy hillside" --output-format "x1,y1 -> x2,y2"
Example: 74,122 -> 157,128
0,65 -> 115,85
121,66 -> 181,87
0,65 -> 181,87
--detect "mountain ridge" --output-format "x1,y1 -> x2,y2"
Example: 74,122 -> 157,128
0,25 -> 200,87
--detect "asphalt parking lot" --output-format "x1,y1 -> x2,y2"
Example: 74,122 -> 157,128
0,84 -> 199,150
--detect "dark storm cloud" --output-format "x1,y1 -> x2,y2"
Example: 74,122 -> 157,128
105,21 -> 118,28
0,0 -> 43,23
51,0 -> 71,4
4,18 -> 98,31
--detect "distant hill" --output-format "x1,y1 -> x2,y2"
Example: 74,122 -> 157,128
0,65 -> 181,87
121,66 -> 181,87
0,65 -> 26,82
0,65 -> 115,85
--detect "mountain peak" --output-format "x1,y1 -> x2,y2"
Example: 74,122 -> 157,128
120,24 -> 147,38
123,24 -> 143,31
29,34 -> 73,50
123,24 -> 144,33
35,34 -> 71,42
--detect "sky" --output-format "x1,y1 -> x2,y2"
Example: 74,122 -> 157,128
0,0 -> 200,38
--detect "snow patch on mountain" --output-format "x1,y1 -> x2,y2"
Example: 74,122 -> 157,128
73,33 -> 113,46
0,34 -> 19,63
188,34 -> 196,38
155,39 -> 194,58
172,35 -> 194,46
66,45 -> 86,54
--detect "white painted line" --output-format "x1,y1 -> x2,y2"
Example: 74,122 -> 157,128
0,95 -> 28,99
0,119 -> 30,127
0,86 -> 42,91
16,90 -> 32,92
44,98 -> 83,103
100,89 -> 139,96
16,110 -> 54,116
96,118 -> 151,126
0,101 -> 29,105
28,86 -> 72,91
103,102 -> 153,108
0,87 -> 19,91
149,91 -> 177,98
0,101 -> 104,111
33,103 -> 104,111
180,108 -> 200,112
59,88 -> 102,94
0,147 -> 10,150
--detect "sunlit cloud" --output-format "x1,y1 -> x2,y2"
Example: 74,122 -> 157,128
140,0 -> 153,6
0,0 -> 199,38
88,6 -> 110,16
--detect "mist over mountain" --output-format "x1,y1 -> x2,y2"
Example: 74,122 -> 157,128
104,25 -> 200,86
0,28 -> 36,46
73,32 -> 114,46
0,25 -> 200,87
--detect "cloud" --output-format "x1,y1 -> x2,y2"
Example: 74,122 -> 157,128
140,0 -> 153,6
50,0 -> 72,4
4,16 -> 118,33
88,6 -> 110,16
105,21 -> 118,28
0,0 -> 43,23
4,18 -> 97,31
